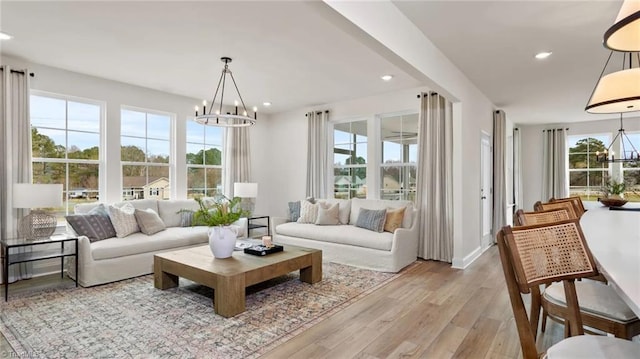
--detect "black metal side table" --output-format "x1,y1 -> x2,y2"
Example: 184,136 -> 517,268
1,234 -> 78,301
247,215 -> 270,238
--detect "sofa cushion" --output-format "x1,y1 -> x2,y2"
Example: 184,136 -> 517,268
319,199 -> 351,224
316,202 -> 340,225
66,214 -> 116,242
297,200 -> 319,224
157,199 -> 198,227
384,207 -> 406,233
108,203 -> 140,238
91,227 -> 209,260
349,198 -> 413,229
134,208 -> 166,235
355,208 -> 387,232
288,201 -> 301,222
276,222 -> 393,251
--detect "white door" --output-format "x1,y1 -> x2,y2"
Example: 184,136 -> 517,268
481,132 -> 493,248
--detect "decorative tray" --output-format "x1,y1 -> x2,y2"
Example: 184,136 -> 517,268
244,244 -> 284,256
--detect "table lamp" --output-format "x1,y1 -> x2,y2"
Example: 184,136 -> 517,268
13,183 -> 63,239
234,182 -> 258,216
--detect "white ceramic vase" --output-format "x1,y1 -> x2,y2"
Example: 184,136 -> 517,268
208,226 -> 237,259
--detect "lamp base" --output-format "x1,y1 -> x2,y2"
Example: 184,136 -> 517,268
18,210 -> 57,239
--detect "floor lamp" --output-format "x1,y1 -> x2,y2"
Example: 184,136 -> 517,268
13,183 -> 63,239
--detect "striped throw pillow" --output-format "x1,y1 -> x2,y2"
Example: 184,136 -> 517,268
355,208 -> 387,233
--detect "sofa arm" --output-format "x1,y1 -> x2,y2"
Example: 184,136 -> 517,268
271,216 -> 290,233
391,210 -> 419,257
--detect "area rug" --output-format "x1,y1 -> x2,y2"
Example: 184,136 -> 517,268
1,262 -> 408,358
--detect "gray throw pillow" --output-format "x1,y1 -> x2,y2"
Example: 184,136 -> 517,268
66,214 -> 117,242
134,208 -> 166,235
288,201 -> 301,222
179,211 -> 194,227
355,208 -> 387,233
88,203 -> 110,217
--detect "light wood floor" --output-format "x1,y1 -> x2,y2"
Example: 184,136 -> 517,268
0,246 -> 565,358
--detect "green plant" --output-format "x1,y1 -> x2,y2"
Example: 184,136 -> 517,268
189,195 -> 248,227
602,179 -> 626,197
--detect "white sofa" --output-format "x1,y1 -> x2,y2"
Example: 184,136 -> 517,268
67,198 -> 247,287
273,198 -> 418,273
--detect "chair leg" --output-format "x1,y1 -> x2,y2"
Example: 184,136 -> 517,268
564,319 -> 570,338
529,286 -> 542,340
541,309 -> 547,333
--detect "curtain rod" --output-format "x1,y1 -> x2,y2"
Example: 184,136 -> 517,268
542,128 -> 569,132
304,110 -> 329,117
416,92 -> 438,98
0,68 -> 36,77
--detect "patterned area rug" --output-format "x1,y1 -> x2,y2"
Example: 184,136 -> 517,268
1,262 -> 405,358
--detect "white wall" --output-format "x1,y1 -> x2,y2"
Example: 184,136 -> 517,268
519,115 -> 640,211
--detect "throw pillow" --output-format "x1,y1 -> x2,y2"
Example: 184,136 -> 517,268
108,203 -> 140,238
66,214 -> 116,242
134,208 -> 166,235
315,202 -> 340,225
355,208 -> 387,233
288,201 -> 301,222
179,211 -> 193,227
384,207 -> 406,233
297,200 -> 319,224
87,203 -> 110,217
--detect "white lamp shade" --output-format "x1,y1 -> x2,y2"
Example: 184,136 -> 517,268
604,0 -> 640,51
13,183 -> 63,208
233,182 -> 258,198
585,68 -> 640,114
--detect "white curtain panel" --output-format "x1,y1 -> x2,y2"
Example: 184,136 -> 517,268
223,126 -> 251,199
0,66 -> 33,282
306,111 -> 329,199
492,110 -> 507,239
416,92 -> 453,262
513,128 -> 524,210
541,128 -> 569,201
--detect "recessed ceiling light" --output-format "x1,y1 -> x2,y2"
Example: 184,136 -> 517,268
535,51 -> 552,59
381,74 -> 393,81
0,32 -> 13,40
263,102 -> 272,107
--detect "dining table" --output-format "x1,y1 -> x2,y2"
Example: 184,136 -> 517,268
580,204 -> 640,317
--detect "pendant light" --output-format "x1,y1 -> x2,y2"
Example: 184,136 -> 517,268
604,0 -> 640,51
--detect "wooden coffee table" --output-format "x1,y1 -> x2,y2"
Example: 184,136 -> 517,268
153,244 -> 322,317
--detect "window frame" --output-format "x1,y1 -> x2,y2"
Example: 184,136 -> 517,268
185,118 -> 225,197
567,133 -> 611,201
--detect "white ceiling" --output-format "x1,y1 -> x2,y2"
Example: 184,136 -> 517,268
0,1 -> 627,124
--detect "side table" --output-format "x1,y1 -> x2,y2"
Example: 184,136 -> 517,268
1,234 -> 78,301
247,215 -> 270,238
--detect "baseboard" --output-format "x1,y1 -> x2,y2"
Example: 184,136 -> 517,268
451,246 -> 483,269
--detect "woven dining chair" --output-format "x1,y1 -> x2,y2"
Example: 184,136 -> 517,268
514,208 -> 570,227
533,200 -> 579,220
497,220 -> 640,358
549,196 -> 586,217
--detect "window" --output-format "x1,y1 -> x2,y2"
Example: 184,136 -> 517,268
568,135 -> 610,201
333,120 -> 367,199
30,93 -> 103,219
121,108 -> 172,200
186,121 -> 224,197
380,113 -> 418,201
622,131 -> 640,202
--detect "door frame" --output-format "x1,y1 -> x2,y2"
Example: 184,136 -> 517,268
480,131 -> 493,249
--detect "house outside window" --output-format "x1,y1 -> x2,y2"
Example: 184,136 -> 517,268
380,113 -> 418,201
121,107 -> 172,200
186,120 -> 224,197
30,92 -> 103,219
333,120 -> 367,199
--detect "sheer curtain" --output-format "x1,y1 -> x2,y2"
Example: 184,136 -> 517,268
513,128 -> 524,210
306,111 -> 329,199
542,128 -> 568,200
0,66 -> 33,282
223,126 -> 251,198
492,110 -> 506,238
416,92 -> 453,262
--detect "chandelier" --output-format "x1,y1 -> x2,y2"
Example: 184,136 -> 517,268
195,57 -> 257,127
595,114 -> 640,163
603,0 -> 640,52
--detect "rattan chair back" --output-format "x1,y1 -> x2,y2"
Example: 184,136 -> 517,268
497,220 -> 599,358
550,196 -> 586,217
514,208 -> 571,226
533,200 -> 579,220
